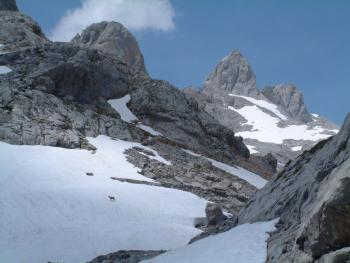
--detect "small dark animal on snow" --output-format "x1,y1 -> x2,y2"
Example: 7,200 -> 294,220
108,195 -> 116,201
86,172 -> 94,176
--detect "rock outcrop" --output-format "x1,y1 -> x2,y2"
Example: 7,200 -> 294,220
239,113 -> 350,262
0,5 -> 49,49
88,250 -> 166,263
72,21 -> 147,74
262,84 -> 313,122
205,203 -> 224,225
202,50 -> 260,98
0,0 -> 17,11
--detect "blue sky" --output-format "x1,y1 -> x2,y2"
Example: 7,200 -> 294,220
17,0 -> 349,124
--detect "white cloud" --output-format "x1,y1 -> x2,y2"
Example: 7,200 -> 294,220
50,0 -> 175,42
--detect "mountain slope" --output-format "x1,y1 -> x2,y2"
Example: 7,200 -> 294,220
0,2 -> 275,262
0,136 -> 207,263
239,113 -> 350,262
185,51 -> 338,167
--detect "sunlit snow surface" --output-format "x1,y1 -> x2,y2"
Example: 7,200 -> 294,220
143,219 -> 279,263
108,95 -> 163,136
246,144 -> 259,154
230,94 -> 288,120
226,95 -> 337,144
0,44 -> 12,74
291,146 -> 303,152
183,149 -> 267,189
0,66 -> 11,74
0,136 -> 206,263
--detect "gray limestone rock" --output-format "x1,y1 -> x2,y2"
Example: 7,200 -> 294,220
0,0 -> 18,11
128,77 -> 251,163
202,50 -> 260,98
87,250 -> 166,263
262,84 -> 313,122
72,21 -> 147,74
0,10 -> 49,49
239,113 -> 350,262
205,203 -> 224,225
316,247 -> 350,263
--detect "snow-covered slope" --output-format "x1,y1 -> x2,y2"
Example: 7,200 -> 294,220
0,136 -> 206,263
228,94 -> 337,144
143,219 -> 278,263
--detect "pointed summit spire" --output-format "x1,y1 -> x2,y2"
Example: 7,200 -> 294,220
202,50 -> 260,98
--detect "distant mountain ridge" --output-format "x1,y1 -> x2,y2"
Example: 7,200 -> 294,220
185,51 -> 339,167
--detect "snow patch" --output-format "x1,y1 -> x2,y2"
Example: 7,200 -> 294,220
108,95 -> 163,136
0,136 -> 199,263
138,124 -> 163,136
229,94 -> 288,120
247,144 -> 259,154
291,146 -> 302,152
108,95 -> 137,123
228,105 -> 336,144
143,219 -> 279,263
183,149 -> 267,189
0,66 -> 11,74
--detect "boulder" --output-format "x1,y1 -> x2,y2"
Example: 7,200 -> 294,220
205,203 -> 224,225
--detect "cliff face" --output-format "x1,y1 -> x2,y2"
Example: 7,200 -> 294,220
72,21 -> 147,74
239,114 -> 350,262
262,84 -> 313,122
0,0 -> 18,11
202,51 -> 260,99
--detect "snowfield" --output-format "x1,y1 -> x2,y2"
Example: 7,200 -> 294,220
108,95 -> 164,136
183,149 -> 267,189
143,219 -> 279,263
0,136 -> 206,263
228,104 -> 336,144
229,94 -> 288,120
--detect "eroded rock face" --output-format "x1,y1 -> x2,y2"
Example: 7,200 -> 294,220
262,84 -> 313,122
88,250 -> 166,263
128,78 -> 250,162
0,0 -> 18,11
0,10 -> 49,49
72,21 -> 147,74
239,114 -> 350,262
202,51 -> 259,98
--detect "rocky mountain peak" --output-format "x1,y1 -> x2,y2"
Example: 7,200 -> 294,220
0,1 -> 49,49
71,21 -> 147,74
202,50 -> 260,98
0,0 -> 18,11
262,84 -> 313,122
